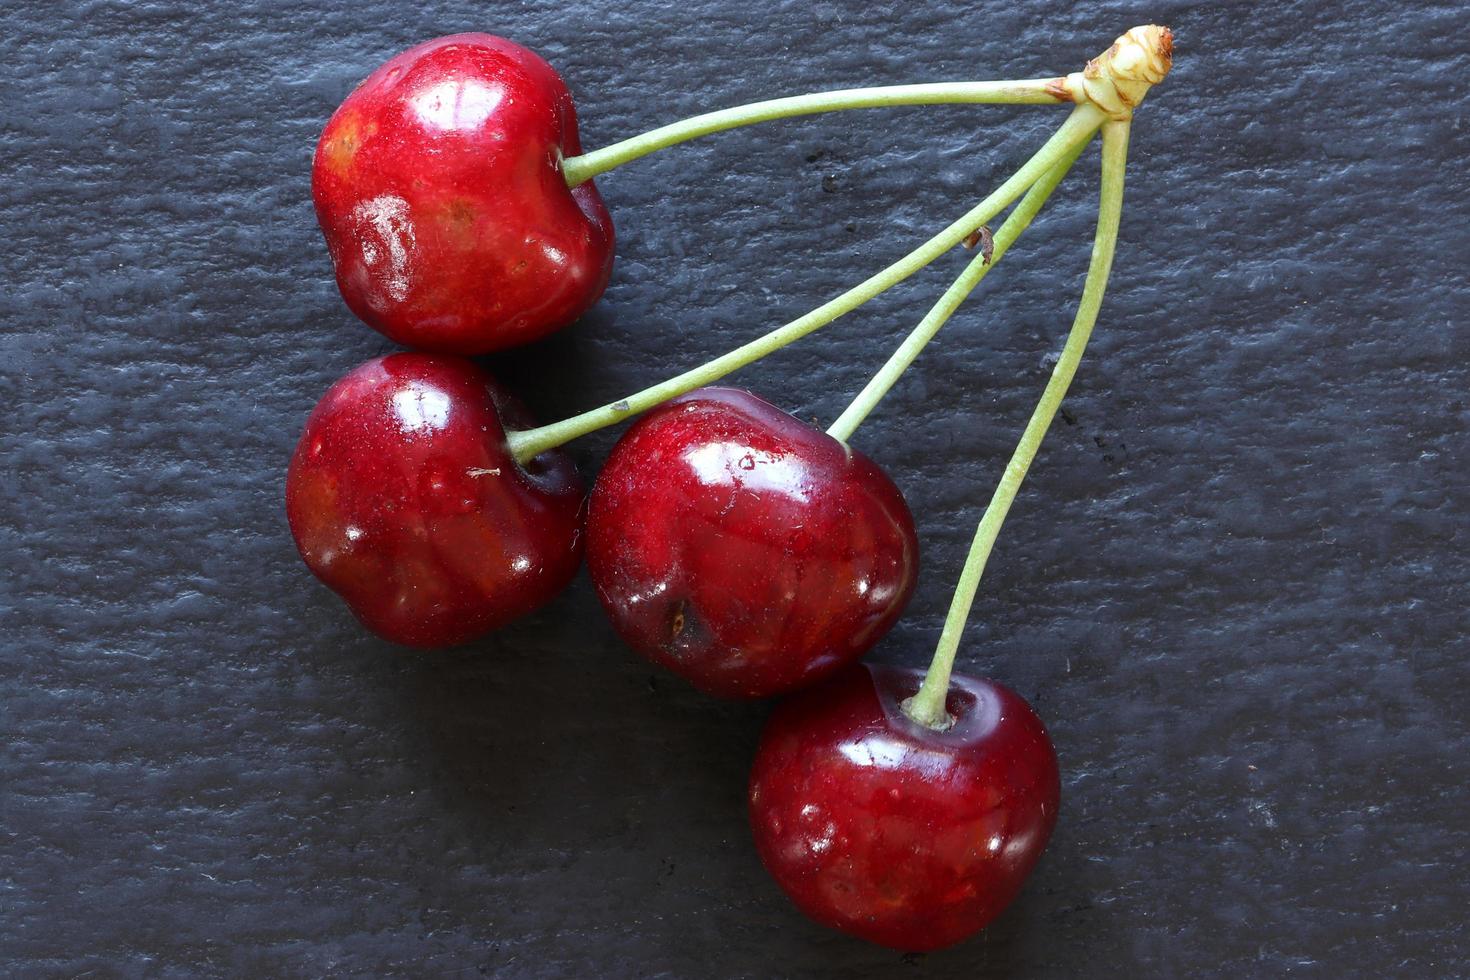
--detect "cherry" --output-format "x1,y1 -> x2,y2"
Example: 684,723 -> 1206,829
312,33 -> 613,354
748,663 -> 1059,951
285,354 -> 584,647
585,388 -> 917,699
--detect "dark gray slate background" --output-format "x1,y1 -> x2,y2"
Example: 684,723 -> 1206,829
3,0 -> 1467,976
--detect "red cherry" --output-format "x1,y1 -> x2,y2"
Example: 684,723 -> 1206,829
585,388 -> 918,699
748,663 -> 1060,951
312,34 -> 614,354
285,354 -> 584,647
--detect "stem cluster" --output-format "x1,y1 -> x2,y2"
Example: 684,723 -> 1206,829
521,25 -> 1173,724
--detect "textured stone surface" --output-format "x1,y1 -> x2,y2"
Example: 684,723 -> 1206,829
3,0 -> 1467,975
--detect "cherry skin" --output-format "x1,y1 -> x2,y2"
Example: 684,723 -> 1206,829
285,353 -> 584,647
313,33 -> 614,354
748,663 -> 1060,951
585,387 -> 918,699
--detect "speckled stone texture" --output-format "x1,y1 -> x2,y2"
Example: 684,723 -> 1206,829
3,0 -> 1467,976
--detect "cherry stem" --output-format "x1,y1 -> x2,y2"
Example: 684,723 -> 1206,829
903,118 -> 1132,731
825,135 -> 1091,444
507,104 -> 1106,465
561,79 -> 1069,188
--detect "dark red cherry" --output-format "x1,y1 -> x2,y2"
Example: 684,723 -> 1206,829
749,663 -> 1060,951
585,388 -> 918,699
312,33 -> 614,354
285,354 -> 584,647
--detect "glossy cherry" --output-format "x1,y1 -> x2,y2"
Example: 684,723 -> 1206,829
585,387 -> 918,699
313,33 -> 614,354
748,663 -> 1060,951
285,354 -> 584,647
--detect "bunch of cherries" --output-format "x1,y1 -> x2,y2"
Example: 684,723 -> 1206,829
287,26 -> 1172,952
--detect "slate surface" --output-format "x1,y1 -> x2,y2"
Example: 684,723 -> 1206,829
3,0 -> 1468,976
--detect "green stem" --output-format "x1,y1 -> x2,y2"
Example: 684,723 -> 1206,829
825,136 -> 1091,444
562,79 -> 1069,187
903,118 -> 1131,731
508,104 -> 1105,465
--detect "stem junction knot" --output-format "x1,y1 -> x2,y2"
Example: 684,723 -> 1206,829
1058,25 -> 1173,120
